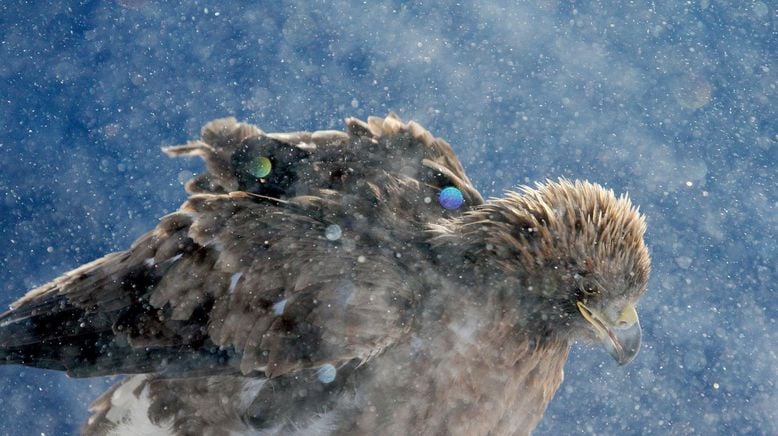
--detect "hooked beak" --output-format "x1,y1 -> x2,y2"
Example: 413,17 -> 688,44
576,301 -> 641,365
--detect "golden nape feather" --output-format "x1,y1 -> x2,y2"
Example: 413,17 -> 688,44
0,114 -> 649,436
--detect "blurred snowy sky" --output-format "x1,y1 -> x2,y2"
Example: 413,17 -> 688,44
0,1 -> 775,434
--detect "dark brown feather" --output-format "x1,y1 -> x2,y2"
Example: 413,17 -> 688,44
0,114 -> 649,435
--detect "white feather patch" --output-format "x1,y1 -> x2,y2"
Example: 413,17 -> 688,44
229,272 -> 243,294
105,375 -> 174,436
166,253 -> 183,263
272,299 -> 287,315
237,378 -> 267,412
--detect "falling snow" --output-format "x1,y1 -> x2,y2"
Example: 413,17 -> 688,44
0,1 -> 774,435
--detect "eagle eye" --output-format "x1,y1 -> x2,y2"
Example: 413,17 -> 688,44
573,272 -> 601,298
580,283 -> 600,297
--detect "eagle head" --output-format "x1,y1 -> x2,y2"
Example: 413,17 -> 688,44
434,179 -> 650,364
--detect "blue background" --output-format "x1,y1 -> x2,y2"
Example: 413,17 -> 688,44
0,1 -> 775,434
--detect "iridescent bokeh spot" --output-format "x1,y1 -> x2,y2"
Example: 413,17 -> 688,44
249,156 -> 272,178
438,186 -> 464,210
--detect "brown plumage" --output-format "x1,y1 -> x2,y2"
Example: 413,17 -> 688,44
0,114 -> 650,435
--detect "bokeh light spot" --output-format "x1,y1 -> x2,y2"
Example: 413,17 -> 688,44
325,224 -> 342,241
438,186 -> 464,210
249,156 -> 272,178
317,364 -> 337,383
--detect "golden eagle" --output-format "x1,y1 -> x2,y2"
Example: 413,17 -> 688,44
0,114 -> 649,435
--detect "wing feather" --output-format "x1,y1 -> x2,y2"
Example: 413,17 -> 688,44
0,114 -> 483,382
